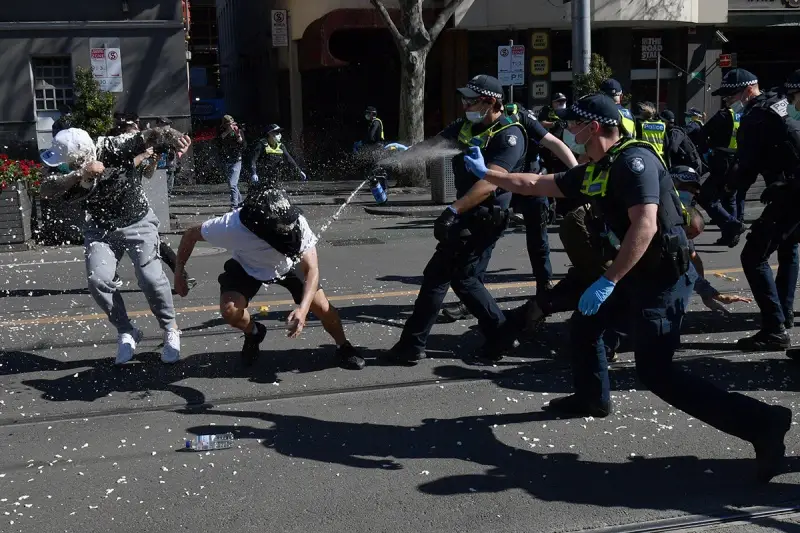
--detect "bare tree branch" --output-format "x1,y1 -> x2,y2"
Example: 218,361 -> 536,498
370,0 -> 408,53
427,0 -> 469,45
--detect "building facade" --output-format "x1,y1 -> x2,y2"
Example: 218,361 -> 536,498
0,0 -> 191,157
214,0 -> 800,168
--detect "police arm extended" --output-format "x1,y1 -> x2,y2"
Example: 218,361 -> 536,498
450,164 -> 507,213
481,169 -> 565,198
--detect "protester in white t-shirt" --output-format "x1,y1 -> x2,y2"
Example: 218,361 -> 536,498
173,187 -> 364,370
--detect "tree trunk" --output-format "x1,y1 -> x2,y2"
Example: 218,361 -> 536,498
396,48 -> 429,187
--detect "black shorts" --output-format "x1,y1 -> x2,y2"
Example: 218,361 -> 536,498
218,258 -> 316,305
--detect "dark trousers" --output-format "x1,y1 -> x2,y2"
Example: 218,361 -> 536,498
399,225 -> 506,350
570,273 -> 776,443
514,194 -> 553,286
741,198 -> 800,331
698,171 -> 738,231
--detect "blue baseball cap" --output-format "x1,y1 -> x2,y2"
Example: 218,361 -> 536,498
600,78 -> 623,97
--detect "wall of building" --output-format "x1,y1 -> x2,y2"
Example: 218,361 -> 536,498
0,1 -> 189,157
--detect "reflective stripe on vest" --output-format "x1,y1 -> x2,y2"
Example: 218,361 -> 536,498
581,139 -> 689,225
457,115 -> 522,149
619,107 -> 636,139
373,118 -> 385,141
264,143 -> 284,155
639,120 -> 666,155
728,108 -> 741,150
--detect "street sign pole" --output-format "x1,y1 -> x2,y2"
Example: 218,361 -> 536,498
508,39 -> 514,104
656,52 -> 661,111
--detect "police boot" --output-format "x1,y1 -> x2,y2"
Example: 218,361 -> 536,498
440,302 -> 472,323
384,342 -> 427,365
736,328 -> 791,352
472,334 -> 520,364
752,405 -> 792,483
544,394 -> 612,418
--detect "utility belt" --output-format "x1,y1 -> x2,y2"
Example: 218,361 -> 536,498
470,204 -> 511,228
588,202 -> 690,280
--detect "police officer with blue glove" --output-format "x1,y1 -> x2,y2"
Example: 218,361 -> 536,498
386,74 -> 526,363
463,93 -> 792,483
730,69 -> 800,352
249,124 -> 306,186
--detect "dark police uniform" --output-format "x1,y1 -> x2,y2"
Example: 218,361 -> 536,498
508,103 -> 553,288
543,96 -> 789,476
390,75 -> 526,361
249,125 -> 303,186
733,77 -> 800,351
364,107 -> 385,146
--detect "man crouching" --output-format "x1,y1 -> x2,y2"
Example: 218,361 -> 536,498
173,185 -> 365,370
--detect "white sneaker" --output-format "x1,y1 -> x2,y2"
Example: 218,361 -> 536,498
115,329 -> 143,365
161,328 -> 181,364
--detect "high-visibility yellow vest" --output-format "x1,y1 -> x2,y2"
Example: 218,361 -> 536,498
372,118 -> 385,141
639,120 -> 667,155
619,107 -> 636,139
457,114 -> 523,149
582,138 -> 689,225
728,108 -> 740,150
264,143 -> 283,155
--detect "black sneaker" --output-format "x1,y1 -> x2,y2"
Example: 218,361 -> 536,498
474,337 -> 520,363
737,330 -> 791,352
336,342 -> 365,370
385,343 -> 426,364
241,322 -> 267,366
441,303 -> 472,323
544,394 -> 612,418
787,347 -> 800,361
605,346 -> 618,363
753,405 -> 792,483
785,318 -> 794,330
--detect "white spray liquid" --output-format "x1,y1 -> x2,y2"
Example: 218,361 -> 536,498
377,146 -> 462,171
316,179 -> 369,236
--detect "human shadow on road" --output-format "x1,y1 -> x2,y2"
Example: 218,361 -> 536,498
376,270 -> 566,287
7,344 -> 367,407
183,407 -> 800,522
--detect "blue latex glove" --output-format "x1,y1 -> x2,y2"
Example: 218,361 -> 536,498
353,141 -> 363,153
300,171 -> 307,181
578,276 -> 616,316
251,174 -> 259,184
464,146 -> 488,179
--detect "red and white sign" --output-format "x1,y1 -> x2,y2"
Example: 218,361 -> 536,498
719,53 -> 732,68
89,38 -> 123,92
498,45 -> 525,86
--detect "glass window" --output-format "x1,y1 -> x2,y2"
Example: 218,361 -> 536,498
32,57 -> 73,112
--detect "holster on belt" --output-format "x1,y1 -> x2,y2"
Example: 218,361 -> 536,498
474,205 -> 511,229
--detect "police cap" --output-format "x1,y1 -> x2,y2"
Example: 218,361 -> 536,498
365,106 -> 377,114
712,68 -> 758,96
685,107 -> 703,118
660,110 -> 675,123
785,69 -> 800,95
670,165 -> 701,185
457,74 -> 504,101
565,94 -> 621,126
552,92 -> 567,102
265,123 -> 283,135
600,78 -> 623,97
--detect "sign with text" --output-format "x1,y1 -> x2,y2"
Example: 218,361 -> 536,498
531,32 -> 549,50
640,37 -> 662,61
531,81 -> 549,100
497,45 -> 525,86
729,0 -> 800,9
89,38 -> 123,92
531,56 -> 549,76
271,10 -> 289,47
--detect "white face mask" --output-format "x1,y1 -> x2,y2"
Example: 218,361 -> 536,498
274,133 -> 282,143
563,124 -> 591,155
465,108 -> 488,123
789,96 -> 800,120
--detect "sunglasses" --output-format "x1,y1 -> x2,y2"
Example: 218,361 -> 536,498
461,97 -> 484,107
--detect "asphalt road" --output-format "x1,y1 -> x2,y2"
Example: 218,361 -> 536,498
1,194 -> 799,533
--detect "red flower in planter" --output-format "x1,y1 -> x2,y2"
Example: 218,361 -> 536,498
0,154 -> 8,161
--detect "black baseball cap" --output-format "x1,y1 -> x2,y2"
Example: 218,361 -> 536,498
785,69 -> 800,95
552,92 -> 567,102
265,123 -> 283,134
156,116 -> 173,126
712,68 -> 758,97
564,94 -> 621,126
600,78 -> 623,97
365,106 -> 377,114
457,74 -> 504,100
685,107 -> 703,118
660,110 -> 676,123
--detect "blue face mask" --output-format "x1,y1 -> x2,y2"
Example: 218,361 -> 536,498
57,163 -> 70,174
678,190 -> 695,207
730,100 -> 744,114
789,99 -> 800,121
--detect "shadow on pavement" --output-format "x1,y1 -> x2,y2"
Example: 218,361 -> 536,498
182,407 -> 800,522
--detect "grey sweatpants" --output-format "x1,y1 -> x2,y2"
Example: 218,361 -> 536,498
84,209 -> 177,333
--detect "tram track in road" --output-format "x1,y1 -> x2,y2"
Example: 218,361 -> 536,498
575,503 -> 800,533
0,346 -> 782,429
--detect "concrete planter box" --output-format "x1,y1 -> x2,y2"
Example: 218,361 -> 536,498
0,181 -> 33,249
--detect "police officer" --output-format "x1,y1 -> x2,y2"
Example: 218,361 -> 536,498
249,124 -> 306,186
386,74 -> 526,363
684,107 -> 705,144
732,69 -> 800,352
464,93 -> 792,483
442,102 -> 579,322
697,69 -> 753,246
364,106 -> 384,146
634,101 -> 667,154
600,78 -> 635,138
